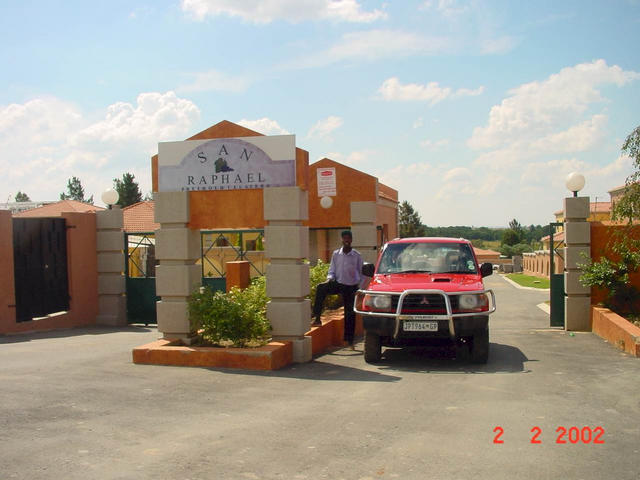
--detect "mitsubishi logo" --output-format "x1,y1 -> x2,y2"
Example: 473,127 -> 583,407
419,296 -> 431,305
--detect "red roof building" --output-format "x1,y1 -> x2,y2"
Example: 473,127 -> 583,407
122,201 -> 159,233
13,200 -> 104,217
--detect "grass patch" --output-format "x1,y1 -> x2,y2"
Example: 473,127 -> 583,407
506,273 -> 550,289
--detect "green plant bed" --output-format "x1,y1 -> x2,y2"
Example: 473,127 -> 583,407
506,273 -> 550,289
189,277 -> 271,348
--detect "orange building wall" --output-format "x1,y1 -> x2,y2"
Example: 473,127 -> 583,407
0,212 -> 98,335
307,158 -> 377,229
0,211 -> 16,328
151,120 -> 309,230
590,222 -> 640,306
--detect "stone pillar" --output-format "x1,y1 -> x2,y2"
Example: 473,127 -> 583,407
154,191 -> 201,342
264,187 -> 311,363
350,201 -> 378,264
96,208 -> 126,326
564,196 -> 591,331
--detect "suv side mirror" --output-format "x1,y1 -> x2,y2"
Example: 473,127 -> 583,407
480,263 -> 493,278
362,263 -> 375,277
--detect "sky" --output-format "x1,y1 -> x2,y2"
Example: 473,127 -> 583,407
1,0 -> 639,226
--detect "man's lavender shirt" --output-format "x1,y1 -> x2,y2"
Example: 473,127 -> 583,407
327,247 -> 363,286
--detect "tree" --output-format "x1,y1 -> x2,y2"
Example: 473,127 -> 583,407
501,229 -> 520,246
60,176 -> 93,204
398,200 -> 425,238
508,218 -> 524,243
14,191 -> 30,202
612,125 -> 640,223
113,172 -> 143,208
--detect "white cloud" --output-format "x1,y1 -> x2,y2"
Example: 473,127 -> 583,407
236,118 -> 290,135
321,149 -> 375,168
469,60 -> 639,150
420,138 -> 450,150
74,91 -> 199,150
177,69 -> 251,93
0,92 -> 200,205
181,0 -> 387,24
378,77 -> 484,104
530,114 -> 607,154
307,116 -> 343,139
443,166 -> 471,182
286,30 -> 449,69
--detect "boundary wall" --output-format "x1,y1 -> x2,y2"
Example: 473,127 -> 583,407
0,210 -> 99,335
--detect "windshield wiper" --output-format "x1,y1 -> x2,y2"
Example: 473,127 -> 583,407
397,269 -> 431,274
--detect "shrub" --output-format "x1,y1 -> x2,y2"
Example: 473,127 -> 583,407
309,259 -> 342,309
579,232 -> 640,316
188,277 -> 271,347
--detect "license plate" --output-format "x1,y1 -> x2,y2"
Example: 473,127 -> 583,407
403,321 -> 438,332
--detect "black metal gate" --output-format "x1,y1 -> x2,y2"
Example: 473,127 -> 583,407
13,218 -> 69,322
549,222 -> 565,327
125,232 -> 158,325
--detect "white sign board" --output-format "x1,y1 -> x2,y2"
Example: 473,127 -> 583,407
317,167 -> 336,197
158,135 -> 296,192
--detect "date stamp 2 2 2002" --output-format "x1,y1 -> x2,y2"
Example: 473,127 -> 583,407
493,426 -> 605,445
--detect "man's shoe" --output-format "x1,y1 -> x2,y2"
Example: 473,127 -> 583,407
311,320 -> 322,326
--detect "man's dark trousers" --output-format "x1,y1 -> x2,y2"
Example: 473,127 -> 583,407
313,280 -> 359,344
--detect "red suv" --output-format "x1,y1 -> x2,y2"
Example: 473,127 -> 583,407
355,237 -> 496,363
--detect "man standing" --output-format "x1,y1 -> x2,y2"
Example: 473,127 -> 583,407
312,230 -> 363,349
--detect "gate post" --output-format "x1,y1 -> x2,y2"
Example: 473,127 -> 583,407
96,208 -> 126,326
264,187 -> 312,363
350,202 -> 378,264
154,191 -> 202,342
564,196 -> 591,331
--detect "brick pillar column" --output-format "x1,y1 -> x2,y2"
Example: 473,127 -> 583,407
96,208 -> 126,326
564,196 -> 591,331
154,191 -> 201,342
264,187 -> 311,363
350,201 -> 378,264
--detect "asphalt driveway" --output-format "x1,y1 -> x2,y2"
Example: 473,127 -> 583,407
1,274 -> 639,480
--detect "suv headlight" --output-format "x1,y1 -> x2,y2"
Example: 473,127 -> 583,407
362,294 -> 393,312
458,293 -> 489,312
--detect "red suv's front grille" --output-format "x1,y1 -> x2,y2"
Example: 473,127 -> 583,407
391,294 -> 458,314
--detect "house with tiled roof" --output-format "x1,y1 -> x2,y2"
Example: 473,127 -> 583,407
122,201 -> 159,233
13,200 -> 104,217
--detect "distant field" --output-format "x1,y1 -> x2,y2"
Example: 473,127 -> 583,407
479,240 -> 501,250
506,273 -> 550,289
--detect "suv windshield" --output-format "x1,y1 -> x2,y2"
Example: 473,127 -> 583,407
377,242 -> 478,274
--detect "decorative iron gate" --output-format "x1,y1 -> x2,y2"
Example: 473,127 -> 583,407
125,232 -> 158,325
200,230 -> 266,291
549,222 -> 565,327
13,218 -> 69,322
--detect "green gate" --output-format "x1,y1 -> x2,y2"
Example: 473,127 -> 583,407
200,230 -> 266,291
125,232 -> 158,325
549,222 -> 565,327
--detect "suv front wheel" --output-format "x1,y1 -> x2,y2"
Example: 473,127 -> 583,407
364,331 -> 382,363
471,325 -> 489,364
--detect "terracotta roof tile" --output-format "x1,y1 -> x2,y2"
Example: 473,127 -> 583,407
123,201 -> 159,233
13,200 -> 104,217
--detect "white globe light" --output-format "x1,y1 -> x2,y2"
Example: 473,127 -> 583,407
101,188 -> 119,206
320,196 -> 333,209
565,172 -> 585,194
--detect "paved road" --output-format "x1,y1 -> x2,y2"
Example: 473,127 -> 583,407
1,274 -> 639,480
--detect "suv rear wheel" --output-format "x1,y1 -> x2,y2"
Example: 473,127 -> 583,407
364,331 -> 381,363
